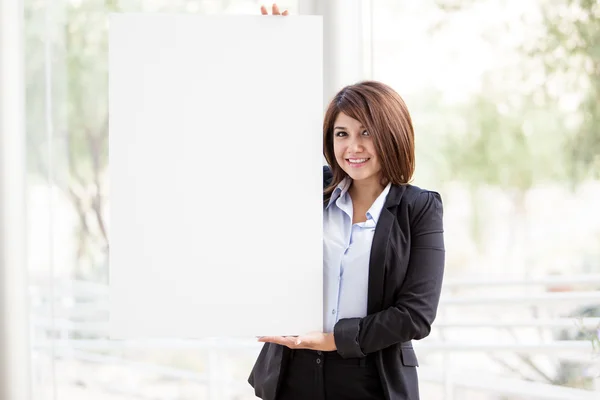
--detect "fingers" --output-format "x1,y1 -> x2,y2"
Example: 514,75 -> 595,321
258,336 -> 293,346
282,337 -> 299,347
258,335 -> 309,349
260,4 -> 288,16
257,332 -> 335,351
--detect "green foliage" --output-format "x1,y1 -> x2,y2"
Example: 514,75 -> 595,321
532,0 -> 600,183
441,88 -> 570,190
433,0 -> 599,187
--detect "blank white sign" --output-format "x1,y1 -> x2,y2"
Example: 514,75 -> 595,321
108,13 -> 323,339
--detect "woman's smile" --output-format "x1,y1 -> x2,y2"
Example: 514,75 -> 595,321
345,157 -> 371,168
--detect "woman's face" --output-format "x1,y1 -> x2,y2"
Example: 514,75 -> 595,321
333,112 -> 382,184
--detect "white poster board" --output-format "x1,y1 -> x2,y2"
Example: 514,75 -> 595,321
108,13 -> 323,339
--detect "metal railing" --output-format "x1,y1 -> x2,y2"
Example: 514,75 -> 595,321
29,274 -> 600,399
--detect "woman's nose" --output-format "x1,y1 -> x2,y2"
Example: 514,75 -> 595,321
348,137 -> 364,153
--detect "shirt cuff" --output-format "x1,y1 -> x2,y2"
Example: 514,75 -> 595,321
333,318 -> 366,358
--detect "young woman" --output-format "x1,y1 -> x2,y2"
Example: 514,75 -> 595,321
249,7 -> 445,400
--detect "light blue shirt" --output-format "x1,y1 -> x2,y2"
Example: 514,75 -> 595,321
323,178 -> 392,333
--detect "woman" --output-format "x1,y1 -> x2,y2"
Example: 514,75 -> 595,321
249,7 -> 445,400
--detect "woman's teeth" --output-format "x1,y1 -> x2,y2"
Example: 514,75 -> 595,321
348,158 -> 369,164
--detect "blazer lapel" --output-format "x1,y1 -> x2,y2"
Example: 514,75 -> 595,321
367,184 -> 406,314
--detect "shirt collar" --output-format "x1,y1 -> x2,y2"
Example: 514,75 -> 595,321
325,178 -> 392,224
326,177 -> 351,209
365,182 -> 392,224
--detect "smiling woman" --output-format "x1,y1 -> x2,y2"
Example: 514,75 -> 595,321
333,113 -> 382,183
325,81 -> 415,200
249,79 -> 445,400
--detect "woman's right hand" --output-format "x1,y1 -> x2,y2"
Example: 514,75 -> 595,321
260,3 -> 289,16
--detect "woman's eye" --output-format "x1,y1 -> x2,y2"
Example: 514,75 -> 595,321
334,131 -> 368,137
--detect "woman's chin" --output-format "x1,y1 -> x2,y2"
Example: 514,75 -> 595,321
344,170 -> 375,182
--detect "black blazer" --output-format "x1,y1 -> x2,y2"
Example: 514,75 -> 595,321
248,165 -> 445,400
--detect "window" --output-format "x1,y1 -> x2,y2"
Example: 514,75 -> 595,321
372,0 -> 600,397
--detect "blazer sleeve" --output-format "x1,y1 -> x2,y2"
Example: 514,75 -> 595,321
333,190 -> 445,358
323,165 -> 333,188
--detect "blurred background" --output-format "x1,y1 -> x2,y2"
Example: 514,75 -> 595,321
1,0 -> 599,399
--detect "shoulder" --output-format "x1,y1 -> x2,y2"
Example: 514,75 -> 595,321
402,184 -> 442,203
394,183 -> 443,222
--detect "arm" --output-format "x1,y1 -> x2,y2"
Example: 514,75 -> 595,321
334,191 -> 445,358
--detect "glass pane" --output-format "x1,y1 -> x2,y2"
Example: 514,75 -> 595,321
372,0 -> 600,396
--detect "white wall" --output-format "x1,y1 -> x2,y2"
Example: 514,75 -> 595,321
0,0 -> 31,398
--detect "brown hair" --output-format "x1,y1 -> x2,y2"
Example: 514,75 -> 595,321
323,80 -> 415,198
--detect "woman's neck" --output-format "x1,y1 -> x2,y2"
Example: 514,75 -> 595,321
348,176 -> 385,206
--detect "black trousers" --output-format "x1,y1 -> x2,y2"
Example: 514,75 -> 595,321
276,349 -> 385,400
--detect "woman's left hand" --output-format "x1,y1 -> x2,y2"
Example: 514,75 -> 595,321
258,331 -> 337,351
